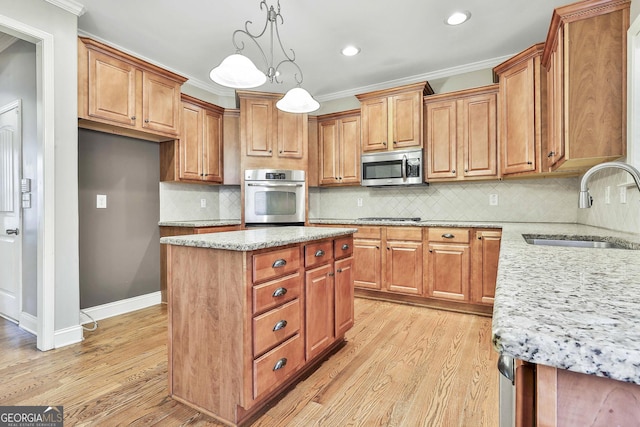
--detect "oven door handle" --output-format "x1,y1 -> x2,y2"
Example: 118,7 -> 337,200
246,183 -> 304,188
401,155 -> 407,181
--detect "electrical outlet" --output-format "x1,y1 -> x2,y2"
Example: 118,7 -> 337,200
605,186 -> 611,204
357,198 -> 363,207
200,198 -> 207,208
96,194 -> 107,209
489,193 -> 499,206
620,187 -> 627,204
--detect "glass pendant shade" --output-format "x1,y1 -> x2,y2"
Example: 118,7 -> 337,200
276,87 -> 320,113
209,54 -> 267,89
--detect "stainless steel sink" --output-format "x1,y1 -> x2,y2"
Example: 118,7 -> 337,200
522,234 -> 634,249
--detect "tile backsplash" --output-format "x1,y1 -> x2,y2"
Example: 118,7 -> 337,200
310,177 -> 580,223
577,169 -> 640,234
159,182 -> 240,221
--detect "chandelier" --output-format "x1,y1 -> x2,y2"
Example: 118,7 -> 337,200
210,0 -> 320,113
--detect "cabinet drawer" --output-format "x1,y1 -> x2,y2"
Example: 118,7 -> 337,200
334,236 -> 354,260
428,227 -> 470,243
387,226 -> 422,241
253,247 -> 301,283
253,273 -> 302,315
304,240 -> 333,268
253,334 -> 304,400
253,299 -> 302,356
354,226 -> 382,239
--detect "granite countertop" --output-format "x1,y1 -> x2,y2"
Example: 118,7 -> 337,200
160,226 -> 357,251
158,219 -> 242,227
491,222 -> 640,385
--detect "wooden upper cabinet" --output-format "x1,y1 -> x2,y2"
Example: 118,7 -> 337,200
541,0 -> 629,172
238,91 -> 308,170
356,81 -> 432,152
494,44 -> 546,176
425,85 -> 498,181
161,94 -> 224,184
318,110 -> 361,186
78,37 -> 187,141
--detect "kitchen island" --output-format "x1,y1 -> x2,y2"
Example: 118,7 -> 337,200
491,222 -> 640,425
161,226 -> 357,427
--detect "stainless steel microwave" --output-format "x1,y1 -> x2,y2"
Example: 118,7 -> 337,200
361,148 -> 424,187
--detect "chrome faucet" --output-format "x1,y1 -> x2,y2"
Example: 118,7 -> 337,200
579,161 -> 640,208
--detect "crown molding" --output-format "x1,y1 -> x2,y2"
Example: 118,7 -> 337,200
45,0 -> 86,16
315,53 -> 516,102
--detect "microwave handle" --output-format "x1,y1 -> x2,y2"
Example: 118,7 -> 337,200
401,155 -> 407,181
247,183 -> 303,188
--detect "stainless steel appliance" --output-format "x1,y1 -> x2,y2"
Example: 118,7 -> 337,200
360,148 -> 424,187
498,354 -> 516,427
244,169 -> 305,226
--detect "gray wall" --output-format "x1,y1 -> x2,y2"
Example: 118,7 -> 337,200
0,38 -> 37,316
78,129 -> 160,308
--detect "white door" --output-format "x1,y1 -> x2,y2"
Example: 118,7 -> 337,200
0,100 -> 22,322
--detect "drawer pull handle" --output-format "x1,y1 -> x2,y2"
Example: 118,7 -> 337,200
273,320 -> 288,331
315,249 -> 325,257
272,259 -> 287,268
442,233 -> 455,239
273,358 -> 287,371
272,287 -> 288,297
341,244 -> 349,250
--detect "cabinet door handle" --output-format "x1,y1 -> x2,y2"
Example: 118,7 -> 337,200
341,244 -> 349,250
273,358 -> 287,371
442,233 -> 455,239
272,259 -> 287,268
6,228 -> 19,235
315,249 -> 325,257
272,320 -> 288,331
429,249 -> 433,253
328,272 -> 335,277
376,246 -> 380,250
383,142 -> 387,146
527,161 -> 533,165
337,268 -> 343,273
272,287 -> 287,297
451,170 -> 456,174
144,118 -> 149,123
547,151 -> 556,158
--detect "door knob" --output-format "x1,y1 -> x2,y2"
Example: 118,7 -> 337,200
6,228 -> 18,235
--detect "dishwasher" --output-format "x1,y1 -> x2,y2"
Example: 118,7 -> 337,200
498,354 -> 515,427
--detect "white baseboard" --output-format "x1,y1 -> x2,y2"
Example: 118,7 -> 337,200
80,291 -> 162,324
19,311 -> 37,336
54,324 -> 83,348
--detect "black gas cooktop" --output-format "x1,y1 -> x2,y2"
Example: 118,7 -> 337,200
357,217 -> 421,222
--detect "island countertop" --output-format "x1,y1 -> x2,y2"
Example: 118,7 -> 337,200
491,222 -> 640,385
160,226 -> 357,251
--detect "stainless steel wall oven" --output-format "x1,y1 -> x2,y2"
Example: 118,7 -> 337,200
244,169 -> 305,226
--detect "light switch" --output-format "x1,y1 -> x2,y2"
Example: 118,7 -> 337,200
97,194 -> 107,209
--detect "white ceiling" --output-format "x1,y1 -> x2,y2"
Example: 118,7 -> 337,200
76,0 -> 570,102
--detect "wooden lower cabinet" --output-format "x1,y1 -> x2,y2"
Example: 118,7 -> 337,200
514,362 -> 640,426
316,224 -> 500,315
166,234 -> 354,426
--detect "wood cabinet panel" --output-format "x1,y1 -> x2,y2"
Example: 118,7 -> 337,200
318,110 -> 361,186
253,246 -> 302,284
178,103 -> 202,181
428,227 -> 470,243
277,110 -> 305,158
305,264 -> 334,360
333,236 -> 354,259
392,91 -> 422,149
253,298 -> 302,356
253,334 -> 304,400
304,240 -> 334,269
428,243 -> 470,302
462,93 -> 497,177
426,99 -> 457,179
245,98 -> 274,157
334,257 -> 354,337
203,109 -> 223,182
471,230 -> 501,305
253,272 -> 302,315
386,226 -> 422,241
142,71 -> 181,135
386,240 -> 423,295
360,97 -> 388,152
353,239 -> 382,290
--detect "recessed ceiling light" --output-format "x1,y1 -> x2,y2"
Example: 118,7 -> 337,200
341,45 -> 361,57
446,11 -> 471,26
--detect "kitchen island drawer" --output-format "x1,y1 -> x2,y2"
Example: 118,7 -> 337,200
428,227 -> 470,243
304,240 -> 334,268
253,273 -> 302,315
253,299 -> 302,357
253,246 -> 301,283
334,236 -> 354,259
253,333 -> 304,400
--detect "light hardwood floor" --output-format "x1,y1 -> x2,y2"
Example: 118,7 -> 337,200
0,299 -> 498,426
